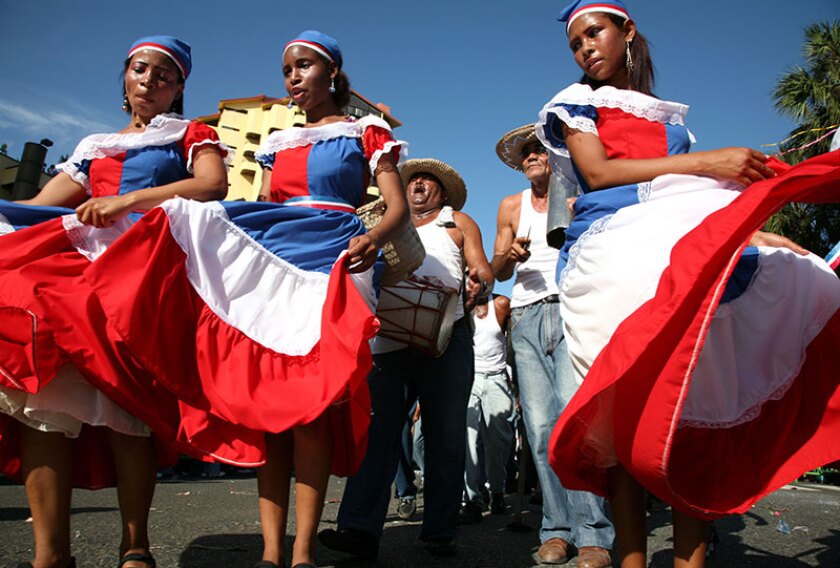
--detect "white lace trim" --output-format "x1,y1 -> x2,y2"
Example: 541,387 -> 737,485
545,83 -> 689,125
58,161 -> 91,191
58,114 -> 191,166
369,139 -> 408,175
186,138 -> 234,174
560,213 -> 614,291
538,83 -> 689,154
255,114 -> 398,165
547,106 -> 600,137
678,372 -> 797,430
637,181 -> 652,203
678,266 -> 840,430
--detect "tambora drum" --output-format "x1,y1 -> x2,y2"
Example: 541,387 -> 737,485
375,277 -> 460,357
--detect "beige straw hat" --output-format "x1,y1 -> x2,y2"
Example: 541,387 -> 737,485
495,123 -> 538,171
400,158 -> 467,211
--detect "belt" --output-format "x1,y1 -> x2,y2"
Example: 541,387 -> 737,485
535,294 -> 560,304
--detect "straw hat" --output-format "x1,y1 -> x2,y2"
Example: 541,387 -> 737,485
495,123 -> 538,171
400,158 -> 467,211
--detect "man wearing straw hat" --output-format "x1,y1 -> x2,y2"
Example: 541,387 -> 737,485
320,158 -> 494,558
491,125 -> 613,567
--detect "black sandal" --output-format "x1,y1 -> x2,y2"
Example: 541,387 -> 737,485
118,552 -> 156,567
254,561 -> 281,568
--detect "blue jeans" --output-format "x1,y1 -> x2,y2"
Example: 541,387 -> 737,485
337,319 -> 474,542
510,301 -> 614,548
394,401 -> 419,499
464,370 -> 515,502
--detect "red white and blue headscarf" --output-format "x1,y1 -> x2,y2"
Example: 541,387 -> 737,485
283,30 -> 343,70
127,35 -> 192,79
558,0 -> 630,33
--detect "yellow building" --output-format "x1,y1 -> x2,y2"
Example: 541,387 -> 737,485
196,91 -> 401,202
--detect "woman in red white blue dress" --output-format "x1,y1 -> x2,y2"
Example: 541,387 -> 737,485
82,30 -> 408,568
539,1 -> 840,566
0,36 -> 228,568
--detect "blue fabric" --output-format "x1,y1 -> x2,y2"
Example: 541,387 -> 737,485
306,137 -> 367,205
464,370 -> 515,502
558,0 -> 630,26
120,144 -> 187,196
255,149 -> 276,170
510,301 -> 614,547
665,123 -> 692,157
542,103 -> 598,153
557,183 -> 641,277
721,246 -> 760,303
393,401 -> 419,499
337,319 -> 474,541
0,202 -> 73,230
220,201 -> 367,275
128,35 -> 192,78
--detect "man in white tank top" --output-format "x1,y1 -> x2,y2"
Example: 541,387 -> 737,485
459,293 -> 515,524
321,159 -> 494,559
492,125 -> 613,567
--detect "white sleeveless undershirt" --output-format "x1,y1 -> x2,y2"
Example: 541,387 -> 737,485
472,299 -> 507,373
372,209 -> 464,354
510,188 -> 560,308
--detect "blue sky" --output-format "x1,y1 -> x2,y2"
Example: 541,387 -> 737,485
1,0 -> 838,295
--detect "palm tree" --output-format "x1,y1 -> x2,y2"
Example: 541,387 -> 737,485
765,21 -> 840,257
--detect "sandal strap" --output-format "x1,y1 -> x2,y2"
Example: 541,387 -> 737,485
119,553 -> 156,568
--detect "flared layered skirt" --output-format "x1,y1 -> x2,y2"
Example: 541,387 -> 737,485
549,151 -> 840,519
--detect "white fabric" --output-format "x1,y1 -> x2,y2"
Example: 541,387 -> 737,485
473,299 -> 507,373
372,211 -> 464,354
559,173 -> 840,429
510,189 -> 559,308
62,214 -> 136,262
0,213 -> 13,236
160,198 -> 380,357
0,365 -> 150,438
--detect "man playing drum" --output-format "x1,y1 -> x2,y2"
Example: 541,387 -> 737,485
320,158 -> 494,558
492,125 -> 613,567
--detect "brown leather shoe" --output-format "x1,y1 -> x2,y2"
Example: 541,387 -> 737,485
576,546 -> 612,568
537,538 -> 572,564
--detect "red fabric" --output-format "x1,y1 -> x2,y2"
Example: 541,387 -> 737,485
0,219 -> 181,489
179,122 -> 227,162
361,123 -> 401,164
270,145 -> 311,203
86,208 -> 377,475
549,150 -> 840,519
597,108 -> 668,160
88,154 -> 126,197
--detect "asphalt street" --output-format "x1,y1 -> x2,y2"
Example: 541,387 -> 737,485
1,473 -> 839,567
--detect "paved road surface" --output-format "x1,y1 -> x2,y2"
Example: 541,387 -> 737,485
2,474 -> 838,567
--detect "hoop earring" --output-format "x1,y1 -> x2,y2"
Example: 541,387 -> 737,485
625,41 -> 634,74
329,78 -> 336,94
122,95 -> 130,112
